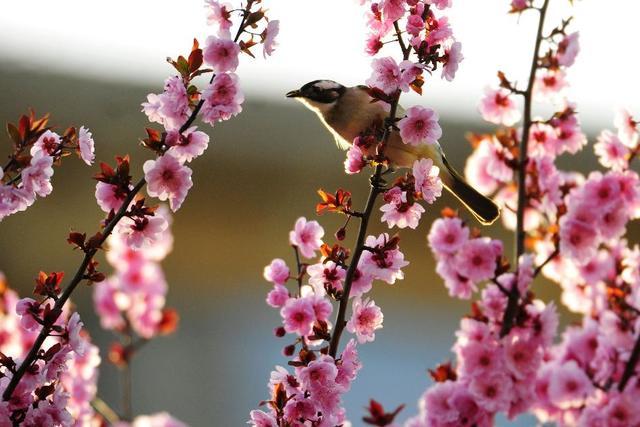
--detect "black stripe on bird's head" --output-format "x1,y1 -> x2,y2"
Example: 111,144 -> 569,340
286,80 -> 346,104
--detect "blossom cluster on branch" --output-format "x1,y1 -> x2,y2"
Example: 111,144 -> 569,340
0,0 -> 279,425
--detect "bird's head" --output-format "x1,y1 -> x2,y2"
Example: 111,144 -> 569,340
286,80 -> 346,115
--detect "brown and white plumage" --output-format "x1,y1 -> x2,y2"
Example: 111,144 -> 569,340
286,80 -> 500,225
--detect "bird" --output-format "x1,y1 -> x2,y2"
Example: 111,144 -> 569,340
286,79 -> 500,225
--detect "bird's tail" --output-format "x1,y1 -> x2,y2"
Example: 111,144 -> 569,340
439,156 -> 500,226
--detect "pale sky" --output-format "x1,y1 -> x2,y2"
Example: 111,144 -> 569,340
1,0 -> 638,129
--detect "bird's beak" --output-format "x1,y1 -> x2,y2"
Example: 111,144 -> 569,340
285,89 -> 302,98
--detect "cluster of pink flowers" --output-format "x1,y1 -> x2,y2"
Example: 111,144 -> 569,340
254,215 -> 413,425
94,205 -> 175,339
345,0 -> 459,176
380,158 -> 443,229
0,114 -> 95,222
404,1 -> 640,425
0,272 -> 100,425
406,292 -> 557,426
363,0 -> 461,81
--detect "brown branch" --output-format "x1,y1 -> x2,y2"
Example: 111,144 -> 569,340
618,331 -> 640,391
533,246 -> 558,277
2,0 -> 256,402
500,0 -> 550,338
329,23 -> 411,358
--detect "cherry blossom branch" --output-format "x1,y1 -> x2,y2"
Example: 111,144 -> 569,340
618,329 -> 640,391
500,0 -> 549,337
2,0 -> 260,401
2,177 -> 146,402
329,25 -> 411,357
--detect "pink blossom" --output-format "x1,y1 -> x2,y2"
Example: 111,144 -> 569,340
442,41 -> 463,81
534,69 -> 568,102
365,34 -> 384,56
307,261 -> 346,295
15,298 -> 41,331
504,335 -> 541,380
559,216 -> 598,263
428,217 -> 469,255
141,76 -> 190,131
614,108 -> 638,148
344,145 -> 367,174
349,268 -> 374,298
380,187 -> 425,229
511,0 -> 527,11
595,130 -> 629,171
143,154 -> 193,212
0,185 -> 34,220
336,339 -> 362,389
557,32 -> 580,67
550,105 -> 588,154
280,297 -> 315,336
426,0 -> 452,9
21,152 -> 53,198
423,381 -> 459,423
93,278 -> 126,330
78,126 -> 95,165
366,57 -> 401,94
413,158 -> 443,203
437,259 -> 478,299
166,126 -> 210,163
406,14 -> 424,37
201,72 -> 244,124
116,215 -> 168,250
458,340 -> 503,378
263,20 -> 279,57
263,258 -> 290,285
309,294 -> 332,322
266,284 -> 289,308
464,139 -> 501,195
95,182 -> 130,213
66,312 -> 86,356
203,36 -> 240,72
289,217 -> 324,259
480,284 -> 507,320
469,373 -> 513,413
398,106 -> 442,146
547,360 -> 593,409
478,87 -> 521,126
359,233 -> 409,284
528,123 -> 558,157
426,16 -> 453,47
455,238 -> 501,282
30,130 -> 61,157
346,297 -> 383,343
204,0 -> 232,33
604,395 -> 640,427
380,0 -> 405,23
298,355 -> 338,391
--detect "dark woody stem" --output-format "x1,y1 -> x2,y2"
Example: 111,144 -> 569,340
618,332 -> 640,392
500,0 -> 549,338
329,24 -> 410,358
3,0 -> 255,402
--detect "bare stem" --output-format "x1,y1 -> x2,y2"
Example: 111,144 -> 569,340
619,332 -> 640,391
500,0 -> 550,338
91,396 -> 121,424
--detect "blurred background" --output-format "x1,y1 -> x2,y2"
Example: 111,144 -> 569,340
1,1 -> 639,426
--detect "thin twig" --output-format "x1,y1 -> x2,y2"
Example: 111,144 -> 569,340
91,396 -> 121,424
618,332 -> 640,391
533,246 -> 558,277
500,0 -> 550,338
328,23 -> 410,358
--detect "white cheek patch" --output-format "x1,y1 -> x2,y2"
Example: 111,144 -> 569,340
298,98 -> 335,115
314,80 -> 341,90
